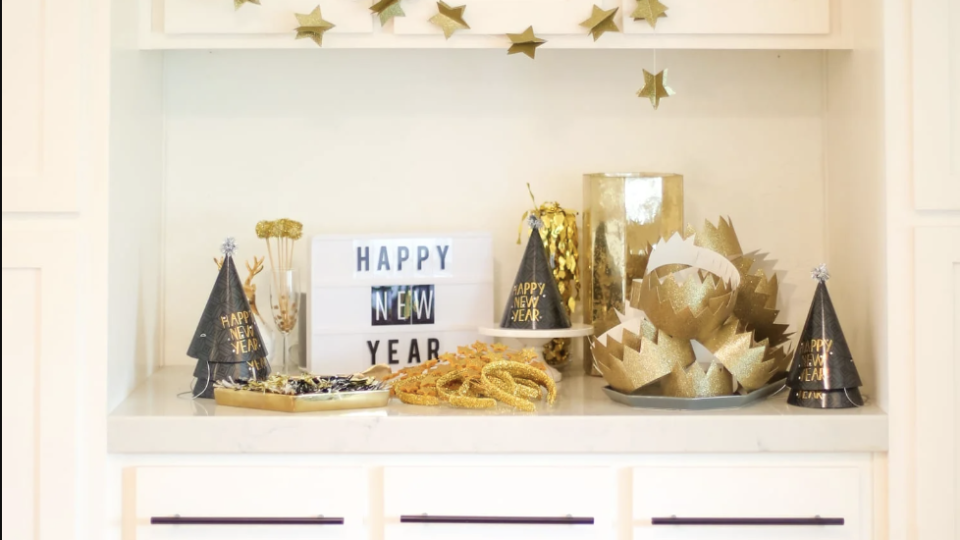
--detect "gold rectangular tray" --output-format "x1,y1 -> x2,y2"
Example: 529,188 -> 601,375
213,387 -> 390,413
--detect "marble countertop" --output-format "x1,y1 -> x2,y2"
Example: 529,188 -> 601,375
108,366 -> 888,454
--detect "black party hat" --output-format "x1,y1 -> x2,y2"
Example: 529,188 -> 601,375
500,217 -> 572,330
787,264 -> 862,408
189,238 -> 270,398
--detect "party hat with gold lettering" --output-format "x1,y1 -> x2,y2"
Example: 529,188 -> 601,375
500,216 -> 572,330
189,238 -> 271,398
787,264 -> 863,408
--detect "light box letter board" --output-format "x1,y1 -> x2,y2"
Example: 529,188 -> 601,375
310,233 -> 493,374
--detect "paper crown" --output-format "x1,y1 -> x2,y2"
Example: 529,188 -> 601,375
592,218 -> 793,398
501,225 -> 572,330
188,239 -> 270,398
786,266 -> 863,408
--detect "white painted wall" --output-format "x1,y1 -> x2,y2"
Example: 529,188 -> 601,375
159,49 -> 827,369
108,0 -> 165,410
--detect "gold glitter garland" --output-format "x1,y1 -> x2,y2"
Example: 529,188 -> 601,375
385,342 -> 556,411
519,184 -> 580,366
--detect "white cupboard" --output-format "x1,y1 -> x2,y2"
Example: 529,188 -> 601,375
912,0 -> 960,210
633,465 -> 869,540
1,0 -> 81,212
0,0 -> 957,538
910,0 -> 960,537
1,0 -> 106,538
134,466 -> 369,539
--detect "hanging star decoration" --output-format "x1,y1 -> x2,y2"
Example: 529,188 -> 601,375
370,0 -> 405,26
429,1 -> 470,39
233,0 -> 260,9
579,5 -> 620,41
507,26 -> 546,59
637,68 -> 674,109
631,0 -> 668,28
294,6 -> 336,47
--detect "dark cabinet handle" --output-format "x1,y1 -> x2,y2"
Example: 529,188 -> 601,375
652,516 -> 844,526
151,516 -> 345,525
401,515 -> 594,525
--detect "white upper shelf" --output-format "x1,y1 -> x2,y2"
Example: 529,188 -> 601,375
108,366 -> 888,454
140,0 -> 862,49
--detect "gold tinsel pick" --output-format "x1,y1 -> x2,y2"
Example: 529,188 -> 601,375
429,1 -> 470,39
370,0 -> 405,26
631,0 -> 668,27
234,0 -> 260,10
580,5 -> 620,41
507,26 -> 546,59
294,7 -> 336,47
637,69 -> 674,110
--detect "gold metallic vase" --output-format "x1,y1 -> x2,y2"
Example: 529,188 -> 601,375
581,173 -> 684,374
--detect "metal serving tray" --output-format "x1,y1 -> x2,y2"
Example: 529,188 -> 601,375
602,378 -> 786,410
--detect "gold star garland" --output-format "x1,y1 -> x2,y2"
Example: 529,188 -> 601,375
277,0 -> 677,100
294,7 -> 336,47
579,5 -> 620,41
370,0 -> 405,26
632,0 -> 668,28
429,1 -> 470,39
637,68 -> 673,109
234,0 -> 260,10
506,26 -> 546,59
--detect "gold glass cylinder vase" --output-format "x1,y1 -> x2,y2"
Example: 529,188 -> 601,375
582,173 -> 684,374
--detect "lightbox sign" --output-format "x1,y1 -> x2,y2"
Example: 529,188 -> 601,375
310,234 -> 493,374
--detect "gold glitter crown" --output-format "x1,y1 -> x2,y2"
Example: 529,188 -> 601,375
593,323 -> 693,394
732,256 -> 791,346
662,361 -> 733,398
700,317 -> 791,392
634,269 -> 737,341
593,316 -> 791,397
685,216 -> 743,258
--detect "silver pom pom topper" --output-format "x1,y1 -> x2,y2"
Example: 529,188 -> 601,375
810,263 -> 830,283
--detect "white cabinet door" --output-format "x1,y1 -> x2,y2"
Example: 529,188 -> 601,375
162,0 -> 373,36
394,0 -> 619,36
633,465 -> 867,540
915,227 -> 960,540
1,233 -> 81,540
383,466 -> 616,540
622,0 -> 830,36
1,0 -> 81,212
913,0 -> 960,209
134,466 -> 369,539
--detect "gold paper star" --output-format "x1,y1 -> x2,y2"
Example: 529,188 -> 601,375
631,0 -> 668,28
429,1 -> 470,39
370,0 -> 405,26
580,5 -> 620,41
637,68 -> 674,109
507,26 -> 546,59
294,7 -> 336,47
234,0 -> 260,9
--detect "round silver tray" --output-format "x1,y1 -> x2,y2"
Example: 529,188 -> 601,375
602,378 -> 787,410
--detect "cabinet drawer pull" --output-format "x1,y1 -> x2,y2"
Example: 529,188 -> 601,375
151,516 -> 345,525
651,516 -> 844,526
400,515 -> 594,525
